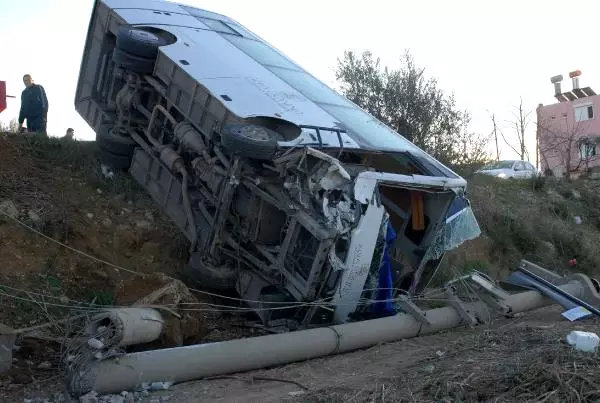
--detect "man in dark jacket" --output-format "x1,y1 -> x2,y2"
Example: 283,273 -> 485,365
18,74 -> 48,134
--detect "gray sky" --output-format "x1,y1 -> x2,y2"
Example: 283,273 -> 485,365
1,0 -> 598,161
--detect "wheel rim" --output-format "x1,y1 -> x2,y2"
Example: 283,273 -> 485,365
129,29 -> 159,43
236,126 -> 272,142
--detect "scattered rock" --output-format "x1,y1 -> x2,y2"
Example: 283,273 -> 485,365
141,381 -> 172,391
102,218 -> 113,227
100,395 -> 124,403
87,338 -> 104,350
87,213 -> 94,219
53,392 -> 68,402
92,269 -> 108,279
0,200 -> 18,218
37,361 -> 52,369
79,391 -> 99,403
145,211 -> 154,221
572,190 -> 582,200
100,164 -> 115,180
97,188 -> 103,195
539,241 -> 556,257
28,210 -> 41,222
546,189 -> 565,203
135,220 -> 152,231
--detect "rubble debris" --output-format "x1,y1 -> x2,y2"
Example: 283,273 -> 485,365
100,164 -> 114,180
140,381 -> 172,391
87,338 -> 105,350
507,263 -> 600,318
0,200 -> 18,218
135,220 -> 152,231
79,391 -> 99,403
27,210 -> 41,222
115,273 -> 209,346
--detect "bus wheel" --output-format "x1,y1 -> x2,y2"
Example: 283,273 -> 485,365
220,124 -> 279,161
115,26 -> 166,59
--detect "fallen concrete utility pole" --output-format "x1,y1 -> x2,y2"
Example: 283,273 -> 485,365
84,308 -> 164,348
67,262 -> 600,396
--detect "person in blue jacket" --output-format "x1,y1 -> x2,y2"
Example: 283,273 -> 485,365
18,74 -> 48,134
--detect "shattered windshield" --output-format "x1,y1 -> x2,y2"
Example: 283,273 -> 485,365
422,196 -> 481,263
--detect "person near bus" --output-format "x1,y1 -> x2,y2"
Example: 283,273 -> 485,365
18,74 -> 49,134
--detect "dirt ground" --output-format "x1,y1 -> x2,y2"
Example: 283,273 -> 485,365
3,305 -> 599,402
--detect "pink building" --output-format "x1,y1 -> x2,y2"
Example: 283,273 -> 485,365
538,71 -> 600,177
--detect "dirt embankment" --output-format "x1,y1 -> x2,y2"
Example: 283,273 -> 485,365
440,173 -> 600,284
0,134 -> 249,401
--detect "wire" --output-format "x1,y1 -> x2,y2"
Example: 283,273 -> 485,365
0,210 -> 455,315
0,210 -> 142,276
0,211 -> 419,307
0,277 -> 412,306
0,284 -> 451,314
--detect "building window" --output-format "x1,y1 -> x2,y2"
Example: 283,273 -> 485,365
575,104 -> 594,122
579,142 -> 596,159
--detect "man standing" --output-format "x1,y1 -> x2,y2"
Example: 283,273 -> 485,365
18,74 -> 48,134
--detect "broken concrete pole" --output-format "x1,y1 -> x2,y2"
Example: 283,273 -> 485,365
84,308 -> 164,348
68,280 -> 586,395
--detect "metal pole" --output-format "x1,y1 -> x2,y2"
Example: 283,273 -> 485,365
68,280 -> 585,396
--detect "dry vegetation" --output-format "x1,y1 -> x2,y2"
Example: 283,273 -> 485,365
299,309 -> 600,403
440,173 -> 600,284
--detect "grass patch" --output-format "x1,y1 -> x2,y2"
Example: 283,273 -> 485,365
454,174 -> 600,280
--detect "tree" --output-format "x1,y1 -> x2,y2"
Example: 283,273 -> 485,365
335,50 -> 487,165
455,111 -> 493,166
538,113 -> 597,180
486,111 -> 501,161
499,97 -> 531,161
0,118 -> 19,133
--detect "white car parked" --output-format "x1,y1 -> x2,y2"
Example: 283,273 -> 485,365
476,160 -> 540,179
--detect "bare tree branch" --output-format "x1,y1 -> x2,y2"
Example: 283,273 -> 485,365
537,113 -> 597,179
